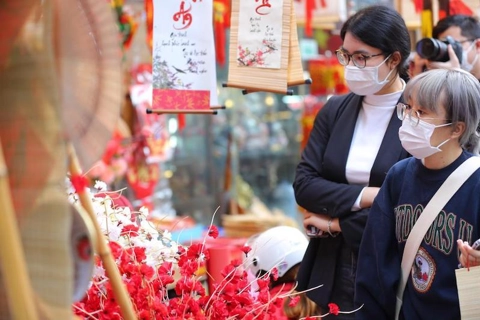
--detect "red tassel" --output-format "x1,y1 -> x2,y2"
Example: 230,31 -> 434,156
178,114 -> 186,131
214,0 -> 228,66
305,0 -> 316,37
214,18 -> 226,66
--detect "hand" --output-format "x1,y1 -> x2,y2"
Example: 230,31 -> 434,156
457,239 -> 480,268
426,44 -> 461,70
409,53 -> 428,77
303,212 -> 341,234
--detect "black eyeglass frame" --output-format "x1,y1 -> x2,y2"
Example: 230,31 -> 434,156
335,49 -> 385,69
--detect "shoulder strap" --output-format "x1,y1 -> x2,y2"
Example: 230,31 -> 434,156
395,156 -> 480,320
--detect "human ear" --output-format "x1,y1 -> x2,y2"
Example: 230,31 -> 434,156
451,122 -> 466,139
474,40 -> 480,53
388,51 -> 401,69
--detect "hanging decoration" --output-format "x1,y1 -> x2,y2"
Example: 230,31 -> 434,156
224,0 -> 309,94
214,0 -> 230,66
150,0 -> 220,117
304,0 -> 327,38
449,0 -> 473,16
145,0 -> 154,51
421,0 -> 433,38
111,0 -> 138,50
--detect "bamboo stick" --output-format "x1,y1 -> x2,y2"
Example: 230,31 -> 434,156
222,82 -> 293,95
146,109 -> 217,115
241,78 -> 313,94
67,144 -> 137,320
0,140 -> 39,320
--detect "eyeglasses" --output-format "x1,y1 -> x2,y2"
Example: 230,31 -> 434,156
335,49 -> 384,68
396,102 -> 450,127
456,39 -> 476,44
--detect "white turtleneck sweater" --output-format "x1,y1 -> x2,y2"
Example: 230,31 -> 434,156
346,80 -> 405,210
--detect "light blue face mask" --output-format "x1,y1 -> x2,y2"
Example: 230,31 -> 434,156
344,54 -> 394,95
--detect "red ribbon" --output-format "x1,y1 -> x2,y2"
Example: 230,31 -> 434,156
70,174 -> 88,193
305,0 -> 316,37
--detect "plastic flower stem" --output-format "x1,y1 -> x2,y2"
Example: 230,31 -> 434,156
68,144 -> 137,320
299,304 -> 365,320
0,141 -> 39,319
278,283 -> 324,299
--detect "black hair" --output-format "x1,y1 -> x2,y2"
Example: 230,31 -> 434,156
432,14 -> 480,40
340,5 -> 411,81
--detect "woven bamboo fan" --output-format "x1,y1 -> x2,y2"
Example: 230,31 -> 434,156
224,0 -> 291,94
56,0 -> 123,170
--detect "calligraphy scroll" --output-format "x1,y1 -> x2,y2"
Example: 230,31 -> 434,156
225,0 -> 291,94
225,0 -> 310,94
152,0 -> 219,114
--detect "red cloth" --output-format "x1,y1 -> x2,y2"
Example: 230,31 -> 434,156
449,0 -> 473,15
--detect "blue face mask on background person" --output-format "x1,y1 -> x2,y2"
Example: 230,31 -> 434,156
344,55 -> 393,95
461,41 -> 478,72
398,118 -> 451,159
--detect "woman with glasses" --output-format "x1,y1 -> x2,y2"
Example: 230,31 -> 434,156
355,68 -> 480,319
293,5 -> 411,319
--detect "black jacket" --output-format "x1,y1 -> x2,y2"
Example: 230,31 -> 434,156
293,92 -> 409,307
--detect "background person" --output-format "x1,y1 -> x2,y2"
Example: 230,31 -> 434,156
244,226 -> 320,320
355,68 -> 480,320
293,5 -> 411,319
410,14 -> 480,79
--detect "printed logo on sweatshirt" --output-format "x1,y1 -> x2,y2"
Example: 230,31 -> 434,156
411,247 -> 436,293
395,204 -> 474,255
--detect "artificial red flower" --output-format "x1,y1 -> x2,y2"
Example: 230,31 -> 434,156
288,296 -> 300,307
208,225 -> 219,238
328,302 -> 340,315
241,245 -> 252,256
270,267 -> 279,281
121,224 -> 139,237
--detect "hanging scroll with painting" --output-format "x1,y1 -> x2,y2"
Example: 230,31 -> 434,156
225,0 -> 309,95
151,0 -> 220,115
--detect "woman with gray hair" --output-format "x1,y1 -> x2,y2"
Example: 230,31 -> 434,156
355,68 -> 480,320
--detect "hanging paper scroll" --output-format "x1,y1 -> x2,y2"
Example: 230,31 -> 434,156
151,0 -> 219,114
225,0 -> 290,94
225,0 -> 309,95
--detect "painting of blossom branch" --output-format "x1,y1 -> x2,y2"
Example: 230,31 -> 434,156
152,47 -> 193,90
236,0 -> 283,69
237,39 -> 277,67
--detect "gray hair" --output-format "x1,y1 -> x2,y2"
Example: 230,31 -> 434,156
403,68 -> 480,154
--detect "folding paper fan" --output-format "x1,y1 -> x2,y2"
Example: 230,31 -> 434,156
56,0 -> 124,170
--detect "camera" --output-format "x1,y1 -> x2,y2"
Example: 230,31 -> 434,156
416,35 -> 463,63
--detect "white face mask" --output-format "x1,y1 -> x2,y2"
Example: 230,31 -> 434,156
461,41 -> 478,72
344,54 -> 394,96
398,118 -> 451,159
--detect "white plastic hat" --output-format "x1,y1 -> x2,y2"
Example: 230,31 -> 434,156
244,226 -> 308,278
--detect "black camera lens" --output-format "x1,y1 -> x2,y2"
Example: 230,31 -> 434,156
416,38 -> 450,62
